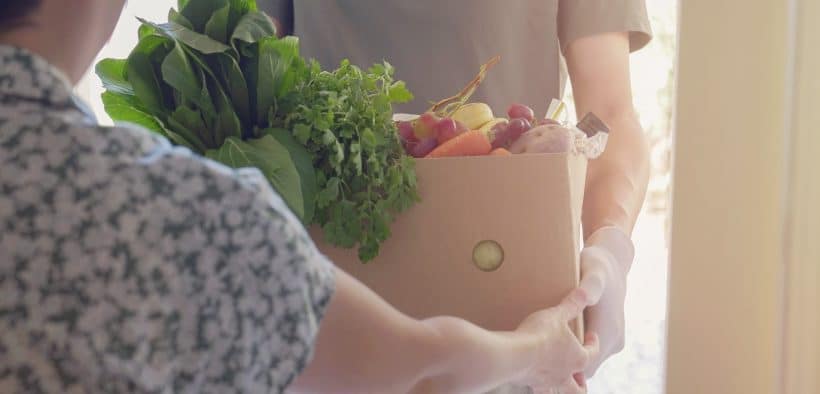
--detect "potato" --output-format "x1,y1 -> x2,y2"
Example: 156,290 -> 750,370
509,124 -> 574,154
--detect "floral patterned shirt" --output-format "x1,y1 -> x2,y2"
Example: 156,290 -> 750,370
0,46 -> 335,394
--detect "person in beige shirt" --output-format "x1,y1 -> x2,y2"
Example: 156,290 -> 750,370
262,1 -> 653,392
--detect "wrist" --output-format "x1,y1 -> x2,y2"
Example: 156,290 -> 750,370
415,318 -> 525,393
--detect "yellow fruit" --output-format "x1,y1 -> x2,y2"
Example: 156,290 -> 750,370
478,118 -> 509,138
452,103 -> 494,130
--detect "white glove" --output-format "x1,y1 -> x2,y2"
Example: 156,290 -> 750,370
578,226 -> 635,378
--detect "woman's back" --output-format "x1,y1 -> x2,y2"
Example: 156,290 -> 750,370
0,45 -> 335,393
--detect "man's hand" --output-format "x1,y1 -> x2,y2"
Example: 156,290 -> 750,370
578,226 -> 635,378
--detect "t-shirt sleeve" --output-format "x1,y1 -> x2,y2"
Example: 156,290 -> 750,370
117,144 -> 336,392
558,0 -> 653,53
187,158 -> 337,392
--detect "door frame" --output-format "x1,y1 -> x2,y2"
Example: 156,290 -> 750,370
666,0 -> 818,393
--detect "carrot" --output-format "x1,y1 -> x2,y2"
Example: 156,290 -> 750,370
426,130 -> 492,158
489,148 -> 512,156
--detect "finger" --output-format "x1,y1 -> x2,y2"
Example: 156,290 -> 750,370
573,372 -> 587,390
579,333 -> 602,379
581,332 -> 600,361
578,260 -> 606,305
554,376 -> 586,394
555,288 -> 589,322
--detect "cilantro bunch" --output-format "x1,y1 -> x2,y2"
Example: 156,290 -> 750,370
96,0 -> 418,261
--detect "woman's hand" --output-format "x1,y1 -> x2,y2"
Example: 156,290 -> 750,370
513,289 -> 599,393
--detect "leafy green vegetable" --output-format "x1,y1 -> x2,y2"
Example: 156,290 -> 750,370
231,11 -> 276,46
125,35 -> 171,115
101,91 -> 164,134
204,3 -> 231,43
266,128 -> 318,223
96,59 -> 133,95
206,135 -> 308,219
140,18 -> 232,55
96,0 -> 418,261
279,60 -> 417,261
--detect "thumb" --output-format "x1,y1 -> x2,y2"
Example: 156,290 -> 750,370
555,288 -> 589,322
579,248 -> 609,305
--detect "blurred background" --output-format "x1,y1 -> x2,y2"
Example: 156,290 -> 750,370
75,2 -> 679,393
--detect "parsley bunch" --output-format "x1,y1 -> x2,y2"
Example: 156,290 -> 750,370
280,60 -> 418,261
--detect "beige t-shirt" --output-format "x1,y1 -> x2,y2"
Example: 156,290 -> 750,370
261,0 -> 651,117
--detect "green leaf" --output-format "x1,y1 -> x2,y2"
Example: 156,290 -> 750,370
161,41 -> 215,117
216,55 -> 251,126
316,177 -> 340,209
95,58 -> 134,96
169,8 -> 195,30
179,0 -> 229,32
361,128 -> 377,150
227,0 -> 257,33
388,81 -> 414,103
293,123 -> 311,145
138,23 -> 157,40
101,91 -> 165,135
206,135 -> 306,220
266,128 -> 318,223
231,11 -> 276,46
126,35 -> 172,115
211,77 -> 243,144
204,3 -> 230,43
140,18 -> 232,54
167,106 -> 209,153
256,36 -> 302,124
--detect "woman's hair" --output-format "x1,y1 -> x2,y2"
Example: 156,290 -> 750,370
0,1 -> 43,32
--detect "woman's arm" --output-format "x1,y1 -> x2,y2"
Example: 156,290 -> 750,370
290,268 -> 594,393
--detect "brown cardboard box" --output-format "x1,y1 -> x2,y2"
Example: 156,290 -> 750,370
311,152 -> 587,337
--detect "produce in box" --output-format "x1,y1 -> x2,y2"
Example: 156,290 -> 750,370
395,57 -> 609,160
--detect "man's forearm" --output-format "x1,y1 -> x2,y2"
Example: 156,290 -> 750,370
581,110 -> 650,239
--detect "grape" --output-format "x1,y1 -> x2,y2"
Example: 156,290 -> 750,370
490,123 -> 510,149
413,112 -> 440,139
397,121 -> 417,142
506,117 -> 532,142
434,118 -> 469,144
507,103 -> 535,122
492,118 -> 532,149
411,137 -> 438,158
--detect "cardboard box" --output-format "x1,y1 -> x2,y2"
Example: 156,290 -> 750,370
311,152 -> 587,337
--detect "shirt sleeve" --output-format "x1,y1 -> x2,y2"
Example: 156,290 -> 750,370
558,0 -> 653,53
183,154 -> 337,392
107,142 -> 336,393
